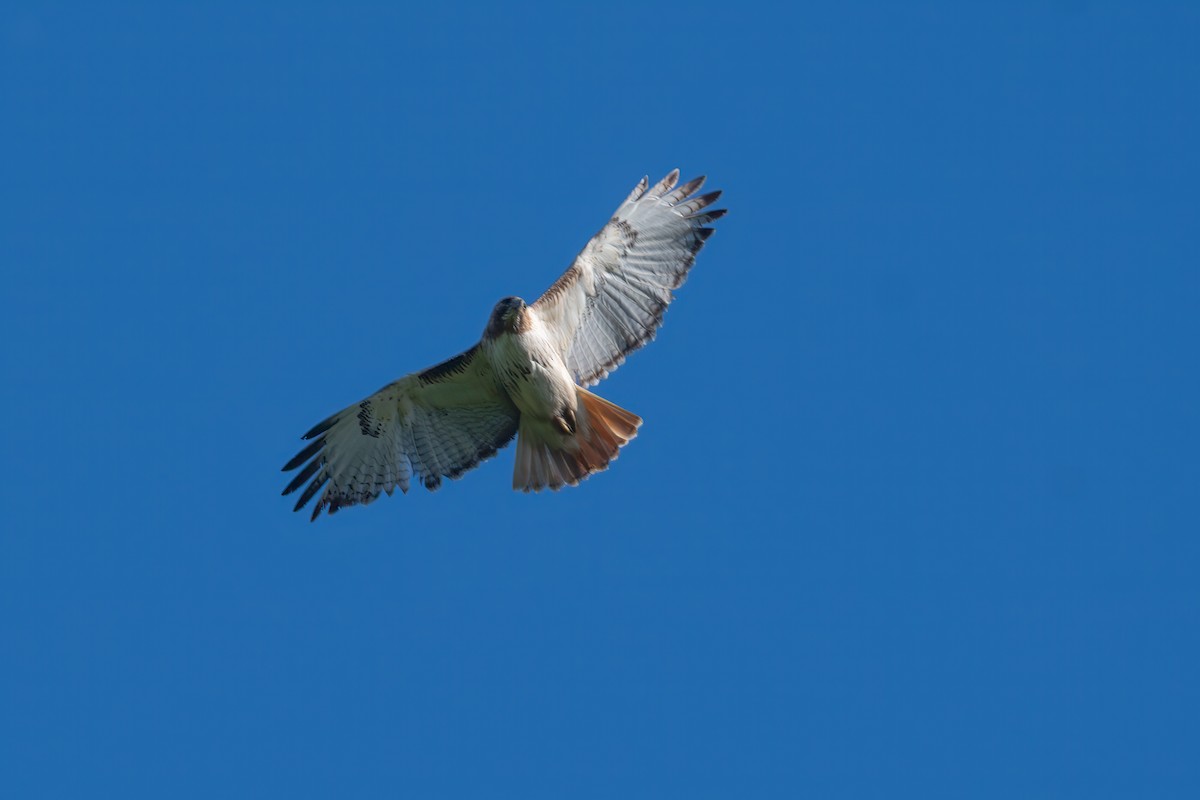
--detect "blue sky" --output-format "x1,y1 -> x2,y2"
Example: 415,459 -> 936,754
2,3 -> 1197,797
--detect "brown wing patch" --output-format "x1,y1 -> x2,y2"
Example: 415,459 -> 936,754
536,263 -> 582,309
418,345 -> 479,385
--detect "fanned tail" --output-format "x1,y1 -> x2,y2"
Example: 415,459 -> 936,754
513,387 -> 642,492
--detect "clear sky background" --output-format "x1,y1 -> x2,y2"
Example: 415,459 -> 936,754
2,3 -> 1197,797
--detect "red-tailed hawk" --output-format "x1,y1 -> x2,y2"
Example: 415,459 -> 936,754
282,170 -> 725,519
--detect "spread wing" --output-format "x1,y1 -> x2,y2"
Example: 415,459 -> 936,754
533,170 -> 725,386
281,345 -> 519,520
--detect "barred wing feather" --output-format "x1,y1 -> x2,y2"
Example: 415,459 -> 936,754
281,346 -> 519,520
533,170 -> 725,386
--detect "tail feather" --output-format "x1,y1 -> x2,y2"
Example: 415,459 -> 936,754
513,387 -> 642,492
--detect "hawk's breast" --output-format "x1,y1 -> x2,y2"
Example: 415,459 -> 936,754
482,318 -> 575,420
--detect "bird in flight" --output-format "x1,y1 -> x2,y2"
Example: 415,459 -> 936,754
282,169 -> 725,519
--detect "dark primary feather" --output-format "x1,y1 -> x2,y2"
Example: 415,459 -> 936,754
282,455 -> 323,496
301,415 -> 338,441
282,437 -> 324,472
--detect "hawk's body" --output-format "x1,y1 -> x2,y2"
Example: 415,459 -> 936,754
482,297 -> 574,429
283,169 -> 724,519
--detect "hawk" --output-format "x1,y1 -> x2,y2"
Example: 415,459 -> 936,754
282,169 -> 725,519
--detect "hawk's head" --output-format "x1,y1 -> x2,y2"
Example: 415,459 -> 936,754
485,296 -> 529,339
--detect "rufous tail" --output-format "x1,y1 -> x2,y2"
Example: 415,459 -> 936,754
513,387 -> 642,492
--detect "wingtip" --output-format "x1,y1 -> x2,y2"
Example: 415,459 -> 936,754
647,169 -> 681,200
301,415 -> 337,441
626,175 -> 651,204
282,437 -> 324,472
666,174 -> 707,205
